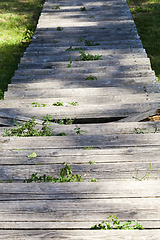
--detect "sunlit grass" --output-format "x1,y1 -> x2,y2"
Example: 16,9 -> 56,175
0,0 -> 45,99
127,0 -> 160,84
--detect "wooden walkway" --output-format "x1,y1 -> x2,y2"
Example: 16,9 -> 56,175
0,0 -> 160,238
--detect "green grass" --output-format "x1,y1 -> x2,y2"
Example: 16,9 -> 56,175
0,0 -> 45,99
127,0 -> 160,83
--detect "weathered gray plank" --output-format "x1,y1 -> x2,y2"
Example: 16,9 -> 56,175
19,58 -> 150,66
0,104 -> 159,122
0,121 -> 159,135
0,161 -> 157,181
1,134 -> 160,149
0,181 -> 158,196
0,230 -> 159,239
26,46 -> 147,55
0,146 -> 159,163
2,93 -> 160,107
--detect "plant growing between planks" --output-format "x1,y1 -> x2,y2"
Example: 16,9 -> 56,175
32,102 -> 47,107
55,116 -> 74,125
80,7 -> 87,11
74,127 -> 86,135
23,164 -> 82,182
91,215 -> 144,230
133,163 -> 152,181
52,5 -> 60,9
85,40 -> 99,46
53,100 -> 64,106
84,147 -> 93,150
90,178 -> 98,182
85,75 -> 97,81
2,115 -> 53,137
68,102 -> 79,106
67,61 -> 72,68
134,127 -> 150,134
57,26 -> 63,31
76,51 -> 102,61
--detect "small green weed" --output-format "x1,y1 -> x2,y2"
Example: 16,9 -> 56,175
80,7 -> 87,11
55,119 -> 64,125
88,160 -> 94,164
52,5 -> 60,9
74,127 -> 85,135
78,37 -> 84,42
66,46 -> 82,51
91,215 -> 144,230
65,116 -> 74,125
57,27 -> 63,31
27,152 -> 37,158
68,102 -> 79,106
53,100 -> 64,106
23,164 -> 82,183
84,147 -> 93,150
133,163 -> 152,181
90,178 -> 98,182
3,115 -> 53,137
85,75 -> 97,81
7,180 -> 13,183
134,128 -> 150,134
32,102 -> 47,107
55,116 -> 74,125
89,15 -> 94,18
67,61 -> 72,68
76,51 -> 102,61
41,103 -> 47,107
57,132 -> 67,136
85,40 -> 99,46
53,40 -> 58,44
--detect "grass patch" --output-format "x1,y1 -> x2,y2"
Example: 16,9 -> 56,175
127,0 -> 160,83
0,0 -> 45,99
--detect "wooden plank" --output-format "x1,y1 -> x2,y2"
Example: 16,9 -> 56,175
5,87 -> 149,97
0,181 -> 158,195
0,153 -> 158,164
0,104 -> 160,122
0,221 -> 159,229
2,93 -> 160,107
20,57 -> 150,66
0,230 -> 159,239
8,78 -> 158,91
0,198 -> 159,229
0,161 -> 157,181
1,134 -> 160,149
26,46 -> 147,55
0,146 -> 159,163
